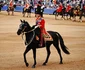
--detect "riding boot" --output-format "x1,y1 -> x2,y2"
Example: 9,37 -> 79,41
38,33 -> 43,47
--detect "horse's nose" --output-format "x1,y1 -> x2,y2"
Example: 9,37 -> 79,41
17,29 -> 21,35
17,31 -> 20,35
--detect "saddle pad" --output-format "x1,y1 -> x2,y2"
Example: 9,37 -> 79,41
44,32 -> 53,41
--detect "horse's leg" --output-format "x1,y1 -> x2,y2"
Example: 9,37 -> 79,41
23,47 -> 31,67
55,12 -> 58,20
69,13 -> 72,20
29,13 -> 31,18
61,11 -> 64,20
23,12 -> 25,17
12,11 -> 14,16
8,12 -> 10,15
26,12 -> 28,17
0,7 -> 1,12
66,12 -> 69,20
27,13 -> 31,17
79,12 -> 82,22
43,43 -> 51,65
84,11 -> 85,17
53,42 -> 63,64
7,10 -> 10,15
63,13 -> 65,20
79,15 -> 82,22
32,49 -> 36,68
73,14 -> 76,21
7,8 -> 10,15
55,14 -> 57,20
54,12 -> 57,20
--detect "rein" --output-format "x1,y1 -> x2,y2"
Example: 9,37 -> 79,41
21,26 -> 38,47
24,25 -> 39,34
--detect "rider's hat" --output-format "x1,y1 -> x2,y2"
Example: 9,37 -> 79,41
38,1 -> 41,4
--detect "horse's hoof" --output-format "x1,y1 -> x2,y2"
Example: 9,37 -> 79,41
59,62 -> 63,64
42,63 -> 46,66
26,63 -> 29,67
32,65 -> 35,68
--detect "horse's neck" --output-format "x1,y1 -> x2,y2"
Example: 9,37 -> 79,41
25,33 -> 29,41
25,32 -> 35,42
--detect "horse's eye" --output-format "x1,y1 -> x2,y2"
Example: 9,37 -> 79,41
19,24 -> 23,29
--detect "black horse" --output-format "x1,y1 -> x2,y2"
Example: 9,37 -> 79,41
17,20 -> 70,68
64,7 -> 74,20
71,5 -> 84,22
83,4 -> 85,17
7,4 -> 16,15
0,4 -> 3,12
0,1 -> 4,12
22,6 -> 33,17
53,7 -> 66,20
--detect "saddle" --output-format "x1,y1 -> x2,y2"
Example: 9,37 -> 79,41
36,32 -> 53,47
36,32 -> 53,41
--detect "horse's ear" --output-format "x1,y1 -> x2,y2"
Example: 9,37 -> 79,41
23,20 -> 26,23
23,20 -> 25,23
20,19 -> 22,22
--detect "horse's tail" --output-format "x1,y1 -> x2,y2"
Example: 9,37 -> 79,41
56,32 -> 70,54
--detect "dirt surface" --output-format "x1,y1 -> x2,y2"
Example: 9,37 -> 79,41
0,11 -> 85,70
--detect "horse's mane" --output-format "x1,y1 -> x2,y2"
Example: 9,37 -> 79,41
23,20 -> 32,28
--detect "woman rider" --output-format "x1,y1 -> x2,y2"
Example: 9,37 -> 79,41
35,13 -> 48,47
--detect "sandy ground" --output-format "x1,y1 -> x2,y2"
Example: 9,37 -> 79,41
0,11 -> 85,70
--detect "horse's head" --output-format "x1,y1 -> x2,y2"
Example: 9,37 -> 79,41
17,20 -> 31,35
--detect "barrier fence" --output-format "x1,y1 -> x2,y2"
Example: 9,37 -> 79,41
1,5 -> 56,15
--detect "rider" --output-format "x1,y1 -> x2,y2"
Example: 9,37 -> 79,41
56,2 -> 63,13
7,0 -> 14,15
36,1 -> 42,17
66,3 -> 71,13
24,3 -> 29,10
9,0 -> 13,8
66,3 -> 72,17
35,13 -> 48,47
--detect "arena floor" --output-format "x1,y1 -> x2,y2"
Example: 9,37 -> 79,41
0,11 -> 85,70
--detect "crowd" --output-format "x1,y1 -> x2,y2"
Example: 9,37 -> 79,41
0,0 -> 85,8
0,0 -> 85,17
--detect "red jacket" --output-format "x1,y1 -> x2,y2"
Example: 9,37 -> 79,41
9,1 -> 13,7
66,5 -> 71,12
84,6 -> 85,10
36,17 -> 47,35
24,3 -> 29,9
57,4 -> 63,12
